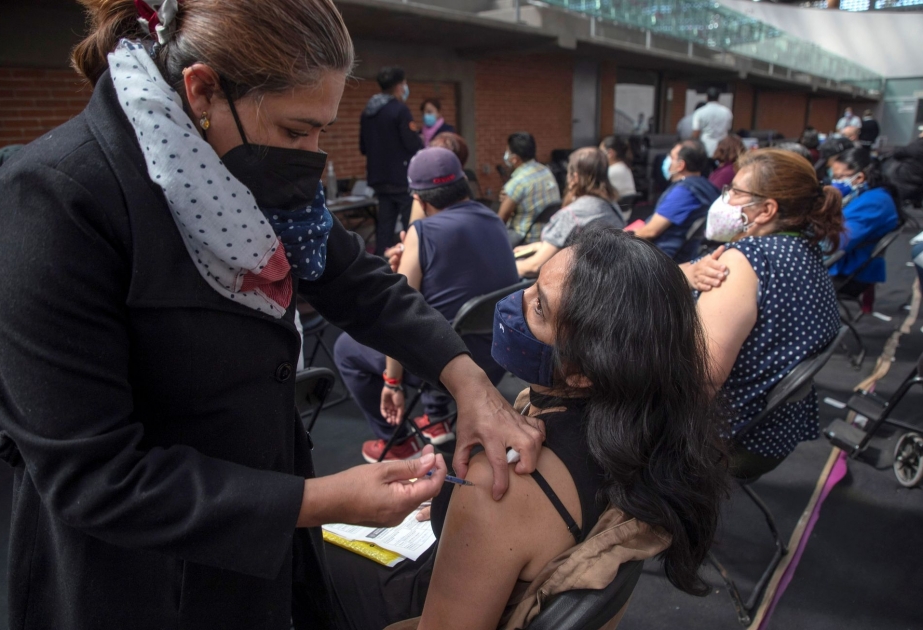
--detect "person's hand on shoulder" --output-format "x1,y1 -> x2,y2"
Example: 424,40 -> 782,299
439,356 -> 545,501
684,246 -> 729,292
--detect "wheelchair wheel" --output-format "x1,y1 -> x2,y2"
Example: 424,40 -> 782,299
893,432 -> 923,488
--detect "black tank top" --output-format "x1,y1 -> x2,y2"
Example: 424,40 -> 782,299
432,390 -> 607,542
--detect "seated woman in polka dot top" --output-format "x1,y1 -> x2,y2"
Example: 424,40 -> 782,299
696,149 -> 844,477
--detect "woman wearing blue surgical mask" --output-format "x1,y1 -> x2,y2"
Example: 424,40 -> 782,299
419,98 -> 455,148
696,149 -> 843,477
0,1 -> 543,627
330,227 -> 729,630
826,146 -> 901,301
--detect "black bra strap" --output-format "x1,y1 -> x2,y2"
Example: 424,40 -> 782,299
531,469 -> 582,544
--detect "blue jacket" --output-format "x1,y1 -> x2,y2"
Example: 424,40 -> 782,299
828,187 -> 899,285
359,95 -> 423,192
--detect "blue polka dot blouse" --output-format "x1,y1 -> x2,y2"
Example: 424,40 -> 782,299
720,235 -> 841,459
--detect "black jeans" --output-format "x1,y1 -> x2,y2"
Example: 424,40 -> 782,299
375,191 -> 413,256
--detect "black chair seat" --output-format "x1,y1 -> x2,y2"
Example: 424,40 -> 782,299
526,560 -> 643,630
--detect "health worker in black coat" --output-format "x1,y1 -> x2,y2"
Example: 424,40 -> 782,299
0,1 -> 543,629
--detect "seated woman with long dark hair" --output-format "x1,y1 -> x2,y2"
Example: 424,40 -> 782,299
328,227 -> 729,630
696,149 -> 843,475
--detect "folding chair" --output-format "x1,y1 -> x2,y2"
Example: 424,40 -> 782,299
511,201 -> 563,248
524,560 -> 644,630
825,350 -> 923,487
615,193 -> 640,223
377,280 -> 535,461
833,227 -> 903,317
673,215 -> 707,262
710,326 -> 848,626
829,228 -> 904,367
300,312 -> 351,408
294,367 -> 337,433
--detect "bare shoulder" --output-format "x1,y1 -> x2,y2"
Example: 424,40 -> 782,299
460,448 -> 582,580
715,246 -> 752,271
710,246 -> 758,291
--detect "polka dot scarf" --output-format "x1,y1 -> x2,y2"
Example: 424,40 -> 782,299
108,40 -> 332,318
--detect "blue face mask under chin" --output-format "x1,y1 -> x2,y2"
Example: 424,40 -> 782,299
491,290 -> 556,388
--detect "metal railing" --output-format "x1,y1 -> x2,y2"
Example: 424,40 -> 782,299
537,0 -> 882,88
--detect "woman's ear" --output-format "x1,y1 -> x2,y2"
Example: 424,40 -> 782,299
753,198 -> 779,226
853,171 -> 867,187
182,63 -> 222,117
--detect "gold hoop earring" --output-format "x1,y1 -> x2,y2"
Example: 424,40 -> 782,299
199,112 -> 210,130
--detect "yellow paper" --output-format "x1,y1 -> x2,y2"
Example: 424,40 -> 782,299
322,530 -> 406,567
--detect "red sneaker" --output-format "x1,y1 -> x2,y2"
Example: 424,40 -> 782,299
361,438 -> 423,464
413,415 -> 455,445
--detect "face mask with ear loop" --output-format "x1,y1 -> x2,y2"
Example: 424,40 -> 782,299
213,77 -> 334,280
661,154 -> 673,181
704,192 -> 759,242
217,77 -> 329,213
831,172 -> 862,204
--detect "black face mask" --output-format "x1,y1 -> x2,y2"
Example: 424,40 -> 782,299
218,81 -> 327,212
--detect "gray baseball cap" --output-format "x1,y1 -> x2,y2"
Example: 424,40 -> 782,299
408,147 -> 466,191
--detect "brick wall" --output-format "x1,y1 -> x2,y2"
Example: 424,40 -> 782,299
321,78 -> 457,181
754,90 -> 808,138
664,80 -> 688,135
473,53 -> 573,198
807,96 -> 839,134
0,68 -> 91,146
732,82 -> 754,132
0,65 -> 457,182
598,61 -> 617,138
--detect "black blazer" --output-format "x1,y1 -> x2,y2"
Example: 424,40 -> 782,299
0,73 -> 467,630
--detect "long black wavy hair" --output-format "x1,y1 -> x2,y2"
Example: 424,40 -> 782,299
552,227 -> 729,596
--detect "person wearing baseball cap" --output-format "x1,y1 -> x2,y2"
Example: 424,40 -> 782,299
334,148 -> 520,464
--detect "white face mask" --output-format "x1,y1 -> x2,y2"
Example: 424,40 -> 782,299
705,195 -> 758,242
503,150 -> 513,168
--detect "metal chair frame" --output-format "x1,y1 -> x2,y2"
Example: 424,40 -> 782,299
825,228 -> 903,368
710,326 -> 848,626
377,280 -> 534,461
676,215 -> 708,260
301,313 -> 352,408
294,367 -> 337,433
834,227 -> 903,321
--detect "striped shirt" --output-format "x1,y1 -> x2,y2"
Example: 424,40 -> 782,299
503,160 -> 561,244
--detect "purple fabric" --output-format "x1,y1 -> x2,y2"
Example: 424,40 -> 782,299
709,162 -> 736,190
757,451 -> 849,629
421,117 -> 445,147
